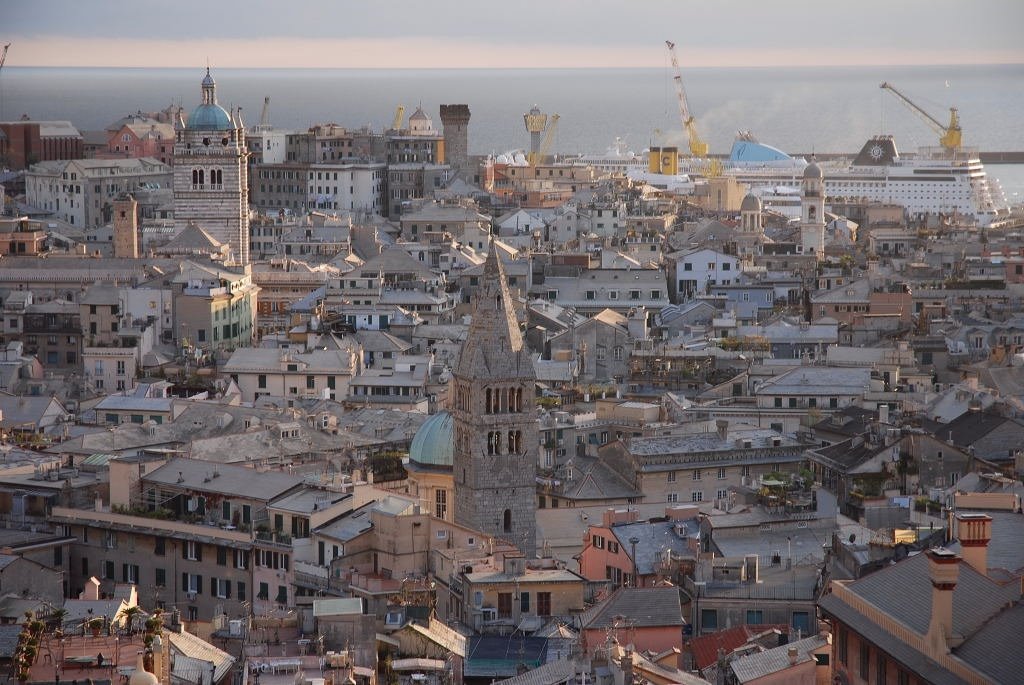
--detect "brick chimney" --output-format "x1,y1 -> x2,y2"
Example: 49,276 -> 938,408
954,513 -> 992,575
925,548 -> 960,653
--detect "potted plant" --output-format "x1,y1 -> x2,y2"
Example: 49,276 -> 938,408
88,617 -> 104,637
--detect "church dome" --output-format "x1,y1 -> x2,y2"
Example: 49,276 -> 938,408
408,411 -> 453,468
187,68 -> 233,131
803,160 -> 823,179
740,192 -> 762,212
187,103 -> 232,131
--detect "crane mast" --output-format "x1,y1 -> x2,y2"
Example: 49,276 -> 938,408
879,81 -> 962,153
665,41 -> 708,158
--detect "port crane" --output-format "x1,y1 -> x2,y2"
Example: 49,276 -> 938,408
879,81 -> 962,154
665,40 -> 719,176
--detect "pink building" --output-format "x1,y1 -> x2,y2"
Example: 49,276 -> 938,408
101,115 -> 175,165
577,506 -> 699,589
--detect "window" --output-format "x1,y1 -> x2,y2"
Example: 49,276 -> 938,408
837,627 -> 848,665
717,489 -> 728,500
497,592 -> 512,618
258,582 -> 269,600
103,560 -> 115,579
667,492 -> 678,503
745,609 -> 763,624
859,644 -> 870,680
520,591 -> 530,613
258,374 -> 267,389
217,546 -> 227,566
435,489 -> 447,519
122,563 -> 139,584
717,467 -> 726,480
154,537 -> 165,556
693,469 -> 702,481
214,578 -> 231,599
183,573 -> 201,594
774,397 -> 782,408
683,262 -> 693,272
701,609 -> 718,631
537,592 -> 551,616
593,535 -> 605,549
877,655 -> 887,685
667,471 -> 676,483
237,581 -> 247,601
155,568 -> 166,587
184,540 -> 201,561
692,491 -> 703,502
613,346 -> 624,361
276,585 -> 288,605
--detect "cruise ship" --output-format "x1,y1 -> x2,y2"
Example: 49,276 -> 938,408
725,133 -> 1010,226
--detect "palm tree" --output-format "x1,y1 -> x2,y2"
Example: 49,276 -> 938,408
122,606 -> 143,635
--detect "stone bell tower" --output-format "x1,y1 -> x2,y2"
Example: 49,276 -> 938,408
451,244 -> 537,557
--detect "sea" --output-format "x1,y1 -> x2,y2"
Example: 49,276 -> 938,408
3,63 -> 1024,201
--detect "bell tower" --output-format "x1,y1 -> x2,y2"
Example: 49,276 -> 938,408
451,245 -> 537,557
173,69 -> 250,265
800,160 -> 825,260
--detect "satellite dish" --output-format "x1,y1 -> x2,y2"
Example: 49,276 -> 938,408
848,533 -> 856,543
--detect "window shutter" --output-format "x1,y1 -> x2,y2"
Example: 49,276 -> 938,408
210,576 -> 217,596
122,563 -> 128,582
196,575 -> 203,594
225,580 -> 232,598
182,543 -> 188,560
195,544 -> 202,562
182,572 -> 188,591
217,547 -> 227,566
237,581 -> 246,601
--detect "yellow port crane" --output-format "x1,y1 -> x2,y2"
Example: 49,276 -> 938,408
879,81 -> 962,154
392,105 -> 405,131
665,40 -> 719,176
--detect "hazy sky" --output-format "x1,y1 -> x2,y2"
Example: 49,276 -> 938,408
4,0 -> 1023,68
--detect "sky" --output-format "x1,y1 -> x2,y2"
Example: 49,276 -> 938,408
4,0 -> 1023,69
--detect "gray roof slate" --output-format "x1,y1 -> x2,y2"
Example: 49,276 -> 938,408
730,635 -> 828,684
583,587 -> 683,629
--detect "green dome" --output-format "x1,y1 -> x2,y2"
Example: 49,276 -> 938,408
187,103 -> 233,131
409,411 -> 453,468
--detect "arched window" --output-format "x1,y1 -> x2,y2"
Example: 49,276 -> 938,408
808,206 -> 816,221
485,388 -> 492,414
487,432 -> 495,456
503,509 -> 512,533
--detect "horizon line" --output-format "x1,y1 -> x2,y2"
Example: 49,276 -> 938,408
6,61 -> 1024,70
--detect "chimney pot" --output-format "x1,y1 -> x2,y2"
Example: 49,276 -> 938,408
954,513 -> 992,575
787,646 -> 798,666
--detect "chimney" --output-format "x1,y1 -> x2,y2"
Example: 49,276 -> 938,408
954,513 -> 992,575
716,419 -> 729,440
925,548 -> 960,652
620,647 -> 634,685
787,646 -> 798,666
878,404 -> 889,425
